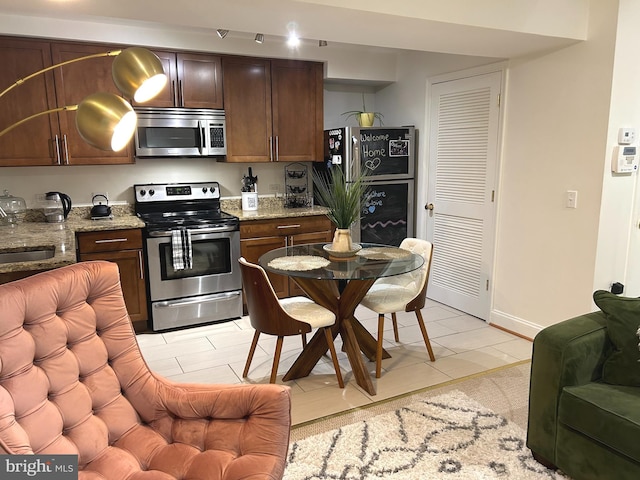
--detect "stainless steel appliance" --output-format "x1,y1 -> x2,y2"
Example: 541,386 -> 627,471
134,181 -> 242,331
315,126 -> 416,246
134,108 -> 226,158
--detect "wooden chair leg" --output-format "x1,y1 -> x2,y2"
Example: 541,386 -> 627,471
324,328 -> 344,388
391,312 -> 400,342
243,330 -> 261,377
271,336 -> 284,383
415,309 -> 435,361
376,313 -> 385,378
301,333 -> 307,348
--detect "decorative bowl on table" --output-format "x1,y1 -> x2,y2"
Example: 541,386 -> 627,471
323,243 -> 362,259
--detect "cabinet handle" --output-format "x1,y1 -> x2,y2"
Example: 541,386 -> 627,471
269,136 -> 273,162
275,136 -> 279,162
172,80 -> 177,106
53,135 -> 61,165
94,238 -> 128,244
138,250 -> 144,280
277,224 -> 301,229
62,134 -> 69,165
179,80 -> 184,107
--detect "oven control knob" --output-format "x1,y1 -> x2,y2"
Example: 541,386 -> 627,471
149,189 -> 155,196
202,187 -> 208,194
139,189 -> 146,197
209,187 -> 216,193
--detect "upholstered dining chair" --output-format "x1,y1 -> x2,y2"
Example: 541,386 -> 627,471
0,261 -> 291,480
239,257 -> 344,388
359,238 -> 435,378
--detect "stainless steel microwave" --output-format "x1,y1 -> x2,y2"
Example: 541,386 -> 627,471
134,107 -> 226,158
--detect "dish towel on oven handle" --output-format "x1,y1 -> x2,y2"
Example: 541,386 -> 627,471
171,228 -> 192,270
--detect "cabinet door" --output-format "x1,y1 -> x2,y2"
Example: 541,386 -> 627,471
222,56 -> 273,162
136,50 -> 179,108
240,235 -> 287,297
177,53 -> 223,108
288,229 -> 333,296
0,37 -> 60,166
271,60 -> 324,162
51,42 -> 134,165
79,250 -> 148,328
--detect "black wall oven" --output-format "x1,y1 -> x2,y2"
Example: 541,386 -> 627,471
135,182 -> 242,331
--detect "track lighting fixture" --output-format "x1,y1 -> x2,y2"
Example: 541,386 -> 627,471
255,33 -> 264,44
216,29 -> 229,39
319,40 -> 328,47
287,31 -> 300,48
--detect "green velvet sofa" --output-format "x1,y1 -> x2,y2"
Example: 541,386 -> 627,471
527,310 -> 640,480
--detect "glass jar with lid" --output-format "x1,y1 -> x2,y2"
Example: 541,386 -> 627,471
0,189 -> 27,225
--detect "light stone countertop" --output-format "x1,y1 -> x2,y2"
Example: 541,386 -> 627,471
0,199 -> 329,274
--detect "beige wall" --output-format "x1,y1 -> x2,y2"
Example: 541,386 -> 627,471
492,0 -> 618,333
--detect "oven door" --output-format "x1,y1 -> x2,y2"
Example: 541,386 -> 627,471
146,228 -> 242,330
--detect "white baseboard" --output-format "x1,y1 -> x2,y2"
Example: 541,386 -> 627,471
489,309 -> 544,340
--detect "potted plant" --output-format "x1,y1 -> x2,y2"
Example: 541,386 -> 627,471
342,93 -> 384,127
312,164 -> 370,253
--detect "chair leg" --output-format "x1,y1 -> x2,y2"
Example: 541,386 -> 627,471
270,336 -> 284,383
415,309 -> 436,361
323,327 -> 344,388
301,333 -> 307,348
243,330 -> 261,377
376,313 -> 385,378
391,312 -> 400,342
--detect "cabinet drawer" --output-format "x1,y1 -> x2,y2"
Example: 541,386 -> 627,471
77,229 -> 143,253
240,216 -> 332,238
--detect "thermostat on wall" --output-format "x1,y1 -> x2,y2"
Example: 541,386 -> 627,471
612,145 -> 639,173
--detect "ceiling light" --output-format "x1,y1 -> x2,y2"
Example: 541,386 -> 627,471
319,40 -> 328,47
255,33 -> 264,44
287,32 -> 300,48
217,29 -> 229,39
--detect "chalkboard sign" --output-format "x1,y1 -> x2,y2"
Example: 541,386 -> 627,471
358,127 -> 414,179
359,182 -> 412,247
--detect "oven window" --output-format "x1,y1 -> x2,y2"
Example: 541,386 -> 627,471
159,237 -> 232,280
138,127 -> 200,149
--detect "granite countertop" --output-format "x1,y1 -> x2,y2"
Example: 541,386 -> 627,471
0,205 -> 145,274
0,199 -> 329,274
221,196 -> 329,220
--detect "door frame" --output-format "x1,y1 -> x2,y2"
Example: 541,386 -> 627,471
418,61 -> 507,320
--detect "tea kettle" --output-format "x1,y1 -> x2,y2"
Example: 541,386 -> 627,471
44,191 -> 72,222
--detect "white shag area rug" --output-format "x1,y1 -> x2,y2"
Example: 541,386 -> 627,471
284,390 -> 566,480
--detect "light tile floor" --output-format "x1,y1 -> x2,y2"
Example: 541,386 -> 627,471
136,299 -> 532,425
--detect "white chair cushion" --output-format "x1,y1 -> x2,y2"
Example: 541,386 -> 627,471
360,283 -> 418,314
280,296 -> 336,328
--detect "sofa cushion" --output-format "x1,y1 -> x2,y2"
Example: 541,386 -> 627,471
559,382 -> 640,462
593,290 -> 640,386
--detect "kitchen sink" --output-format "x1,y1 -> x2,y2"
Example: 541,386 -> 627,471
0,248 -> 55,264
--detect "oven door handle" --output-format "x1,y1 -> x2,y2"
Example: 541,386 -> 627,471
153,291 -> 241,308
147,226 -> 238,237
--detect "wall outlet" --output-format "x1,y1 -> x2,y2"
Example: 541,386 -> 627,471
91,192 -> 109,204
269,184 -> 281,193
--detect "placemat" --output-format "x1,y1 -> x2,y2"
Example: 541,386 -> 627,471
268,255 -> 330,271
356,247 -> 411,260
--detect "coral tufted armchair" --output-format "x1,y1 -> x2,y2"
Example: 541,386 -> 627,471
0,261 -> 291,479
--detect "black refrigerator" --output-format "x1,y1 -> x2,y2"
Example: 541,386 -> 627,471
314,126 -> 416,247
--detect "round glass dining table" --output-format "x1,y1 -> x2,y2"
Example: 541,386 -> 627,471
259,243 -> 424,395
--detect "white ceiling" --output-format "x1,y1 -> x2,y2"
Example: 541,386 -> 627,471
0,0 -> 588,59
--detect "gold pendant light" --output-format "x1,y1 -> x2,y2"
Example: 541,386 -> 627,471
0,47 -> 166,152
112,47 -> 167,103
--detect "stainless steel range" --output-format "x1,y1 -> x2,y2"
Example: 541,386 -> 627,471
134,181 -> 242,331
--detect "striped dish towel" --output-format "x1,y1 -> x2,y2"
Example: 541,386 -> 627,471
171,228 -> 192,270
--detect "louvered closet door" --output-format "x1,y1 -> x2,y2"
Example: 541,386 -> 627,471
426,72 -> 502,320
